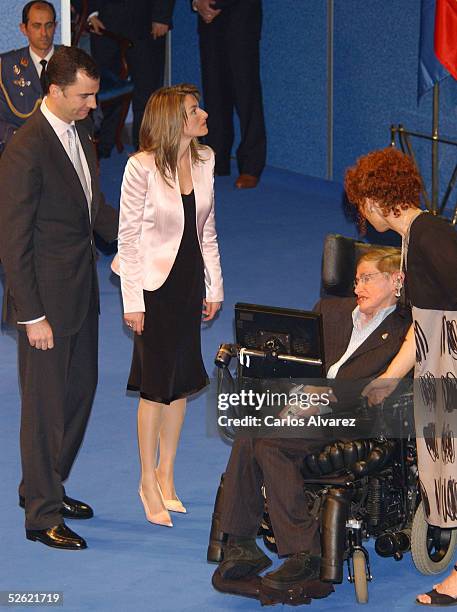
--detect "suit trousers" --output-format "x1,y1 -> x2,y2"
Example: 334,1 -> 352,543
198,0 -> 266,177
18,289 -> 98,530
220,438 -> 322,557
90,20 -> 166,151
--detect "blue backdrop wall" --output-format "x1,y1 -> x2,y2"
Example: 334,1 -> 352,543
172,0 -> 457,198
333,0 -> 457,195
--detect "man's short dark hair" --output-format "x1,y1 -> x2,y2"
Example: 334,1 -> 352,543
45,46 -> 99,92
22,1 -> 56,24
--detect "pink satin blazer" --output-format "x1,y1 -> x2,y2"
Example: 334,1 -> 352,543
115,146 -> 224,313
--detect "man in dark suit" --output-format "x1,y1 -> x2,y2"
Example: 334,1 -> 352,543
214,249 -> 411,595
88,0 -> 176,154
0,46 -> 118,550
193,0 -> 266,189
0,1 -> 57,154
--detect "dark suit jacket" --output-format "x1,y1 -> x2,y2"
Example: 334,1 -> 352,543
0,47 -> 42,150
314,297 -> 411,400
89,0 -> 176,39
0,109 -> 118,336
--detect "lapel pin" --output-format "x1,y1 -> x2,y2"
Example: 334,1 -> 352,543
13,64 -> 20,75
381,333 -> 389,340
20,57 -> 28,67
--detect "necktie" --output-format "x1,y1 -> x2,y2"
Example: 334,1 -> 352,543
67,126 -> 91,217
39,59 -> 47,94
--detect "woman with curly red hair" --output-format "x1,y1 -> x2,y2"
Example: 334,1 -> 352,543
345,147 -> 457,606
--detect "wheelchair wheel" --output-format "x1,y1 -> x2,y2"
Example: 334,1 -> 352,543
411,501 -> 457,575
353,549 -> 368,604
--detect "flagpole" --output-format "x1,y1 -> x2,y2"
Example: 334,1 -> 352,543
431,82 -> 439,214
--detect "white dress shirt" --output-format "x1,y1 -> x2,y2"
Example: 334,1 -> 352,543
18,98 -> 92,325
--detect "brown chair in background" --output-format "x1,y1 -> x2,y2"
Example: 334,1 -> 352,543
71,0 -> 134,155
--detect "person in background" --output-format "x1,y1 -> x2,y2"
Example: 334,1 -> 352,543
193,0 -> 266,189
115,84 -> 223,528
0,1 -> 56,153
88,0 -> 175,156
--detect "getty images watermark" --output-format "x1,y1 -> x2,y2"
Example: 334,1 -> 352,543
217,387 -> 356,428
206,377 -> 415,439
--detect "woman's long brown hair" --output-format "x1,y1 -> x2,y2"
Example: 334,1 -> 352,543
139,83 -> 205,187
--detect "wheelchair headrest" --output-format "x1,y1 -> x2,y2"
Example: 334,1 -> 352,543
321,234 -> 389,298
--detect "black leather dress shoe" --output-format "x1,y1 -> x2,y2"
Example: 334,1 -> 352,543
19,495 -> 94,520
26,523 -> 87,550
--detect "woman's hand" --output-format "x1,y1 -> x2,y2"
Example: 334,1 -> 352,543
124,312 -> 145,335
202,300 -> 221,322
362,375 -> 400,406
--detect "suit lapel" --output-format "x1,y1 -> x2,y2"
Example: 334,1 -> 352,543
324,301 -> 353,369
37,112 -> 91,221
343,311 -> 400,366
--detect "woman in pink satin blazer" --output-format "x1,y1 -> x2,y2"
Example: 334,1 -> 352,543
115,84 -> 223,527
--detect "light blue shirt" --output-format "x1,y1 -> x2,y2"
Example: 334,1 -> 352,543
326,304 -> 396,379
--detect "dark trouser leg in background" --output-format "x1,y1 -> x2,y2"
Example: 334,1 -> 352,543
198,17 -> 235,176
226,9 -> 266,178
90,33 -> 123,157
126,37 -> 166,150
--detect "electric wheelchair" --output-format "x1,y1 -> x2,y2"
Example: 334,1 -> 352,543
207,234 -> 457,605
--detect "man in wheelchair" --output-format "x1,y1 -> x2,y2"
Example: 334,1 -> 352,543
212,247 -> 411,602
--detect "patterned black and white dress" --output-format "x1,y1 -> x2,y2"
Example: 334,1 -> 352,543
406,213 -> 457,527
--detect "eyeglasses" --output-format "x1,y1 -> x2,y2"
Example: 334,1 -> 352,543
353,272 -> 386,289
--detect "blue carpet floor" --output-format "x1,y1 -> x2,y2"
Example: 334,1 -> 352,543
0,149 -> 438,611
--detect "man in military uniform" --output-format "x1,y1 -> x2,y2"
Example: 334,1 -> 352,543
0,1 -> 57,153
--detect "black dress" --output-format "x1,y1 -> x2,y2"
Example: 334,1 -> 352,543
127,191 -> 209,404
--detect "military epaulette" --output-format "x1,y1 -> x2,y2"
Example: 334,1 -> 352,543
0,56 -> 41,119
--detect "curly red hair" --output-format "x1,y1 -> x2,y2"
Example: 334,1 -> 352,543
345,148 -> 422,224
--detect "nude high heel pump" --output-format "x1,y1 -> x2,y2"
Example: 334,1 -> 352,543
139,485 -> 173,527
157,481 -> 187,514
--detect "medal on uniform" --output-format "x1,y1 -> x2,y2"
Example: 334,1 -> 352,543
13,77 -> 31,87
